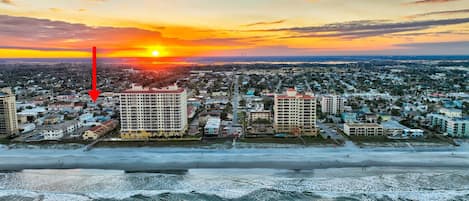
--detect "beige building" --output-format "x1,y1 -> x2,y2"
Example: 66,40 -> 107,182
249,110 -> 271,123
321,95 -> 344,115
0,88 -> 18,138
120,84 -> 188,137
344,123 -> 384,136
83,120 -> 118,140
274,88 -> 317,136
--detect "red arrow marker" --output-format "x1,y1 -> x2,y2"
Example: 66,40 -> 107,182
88,46 -> 100,102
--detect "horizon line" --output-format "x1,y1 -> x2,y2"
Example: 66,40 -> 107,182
1,55 -> 469,60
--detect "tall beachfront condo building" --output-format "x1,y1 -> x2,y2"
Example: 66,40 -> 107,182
0,88 -> 18,138
274,88 -> 317,136
120,84 -> 188,137
320,95 -> 344,115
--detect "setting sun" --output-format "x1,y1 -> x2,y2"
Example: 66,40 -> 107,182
152,50 -> 160,57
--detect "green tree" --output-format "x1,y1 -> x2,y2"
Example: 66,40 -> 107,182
239,99 -> 246,107
464,102 -> 469,116
263,97 -> 274,110
391,108 -> 400,116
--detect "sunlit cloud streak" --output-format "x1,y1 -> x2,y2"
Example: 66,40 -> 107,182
405,9 -> 469,19
265,18 -> 469,39
405,0 -> 459,5
243,20 -> 286,27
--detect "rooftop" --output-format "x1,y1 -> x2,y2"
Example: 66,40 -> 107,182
428,113 -> 469,122
89,120 -> 116,132
205,117 -> 221,128
345,123 -> 382,128
249,110 -> 271,113
276,88 -> 314,99
439,108 -> 462,112
42,120 -> 80,131
381,120 -> 409,129
0,88 -> 13,96
122,84 -> 185,94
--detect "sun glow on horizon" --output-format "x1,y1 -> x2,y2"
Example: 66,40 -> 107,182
152,50 -> 160,57
0,0 -> 468,58
146,46 -> 169,57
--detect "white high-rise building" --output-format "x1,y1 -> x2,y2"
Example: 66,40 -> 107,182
321,95 -> 344,115
274,88 -> 317,136
120,84 -> 188,137
0,88 -> 18,138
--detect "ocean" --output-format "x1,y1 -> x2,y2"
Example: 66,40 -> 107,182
1,167 -> 469,201
1,143 -> 469,201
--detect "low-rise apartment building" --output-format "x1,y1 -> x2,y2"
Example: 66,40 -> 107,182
41,120 -> 82,140
438,108 -> 462,118
82,120 -> 118,140
343,123 -> 384,136
249,110 -> 271,123
428,113 -> 468,137
204,117 -> 221,136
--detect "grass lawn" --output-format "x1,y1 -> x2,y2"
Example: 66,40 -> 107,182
349,135 -> 451,146
0,138 -> 10,145
241,136 -> 334,145
95,139 -> 206,148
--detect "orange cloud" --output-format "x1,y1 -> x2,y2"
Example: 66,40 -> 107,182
0,15 -> 255,58
1,0 -> 14,5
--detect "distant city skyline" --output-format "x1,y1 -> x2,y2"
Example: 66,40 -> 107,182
0,0 -> 469,58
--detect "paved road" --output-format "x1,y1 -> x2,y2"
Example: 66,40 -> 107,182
275,78 -> 282,93
232,75 -> 239,125
304,76 -> 312,92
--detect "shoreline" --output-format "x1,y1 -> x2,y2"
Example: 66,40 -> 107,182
0,142 -> 468,171
3,136 -> 338,149
2,161 -> 469,172
2,140 -> 456,150
4,135 -> 460,149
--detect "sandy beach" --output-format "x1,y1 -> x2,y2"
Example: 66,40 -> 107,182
1,142 -> 468,171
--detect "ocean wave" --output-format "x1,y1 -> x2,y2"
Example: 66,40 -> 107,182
1,189 -> 469,201
1,168 -> 469,201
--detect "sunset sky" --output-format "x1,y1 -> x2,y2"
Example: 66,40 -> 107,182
0,0 -> 468,58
